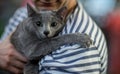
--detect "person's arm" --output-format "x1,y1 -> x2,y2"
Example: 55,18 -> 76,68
0,7 -> 28,74
39,44 -> 101,74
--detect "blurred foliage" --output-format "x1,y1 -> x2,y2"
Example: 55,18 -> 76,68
0,21 -> 4,37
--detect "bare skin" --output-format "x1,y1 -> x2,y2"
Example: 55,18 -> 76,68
34,0 -> 77,14
0,34 -> 27,74
0,0 -> 77,74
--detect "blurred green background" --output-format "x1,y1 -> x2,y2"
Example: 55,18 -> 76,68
0,0 -> 22,37
0,21 -> 3,36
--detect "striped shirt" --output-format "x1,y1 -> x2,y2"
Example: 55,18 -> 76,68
0,1 -> 108,74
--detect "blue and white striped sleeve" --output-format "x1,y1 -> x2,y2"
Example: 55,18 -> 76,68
0,7 -> 27,41
39,45 -> 101,74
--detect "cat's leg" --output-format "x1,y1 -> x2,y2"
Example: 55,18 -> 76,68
29,33 -> 92,60
24,62 -> 39,74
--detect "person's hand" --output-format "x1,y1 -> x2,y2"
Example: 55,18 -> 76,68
0,35 -> 28,74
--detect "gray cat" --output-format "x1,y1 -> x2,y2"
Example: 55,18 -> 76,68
10,4 -> 92,74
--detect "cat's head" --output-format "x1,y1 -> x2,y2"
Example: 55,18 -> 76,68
26,4 -> 68,39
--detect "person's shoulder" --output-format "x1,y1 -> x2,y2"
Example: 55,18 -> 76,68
76,0 -> 84,9
16,6 -> 27,14
12,6 -> 27,18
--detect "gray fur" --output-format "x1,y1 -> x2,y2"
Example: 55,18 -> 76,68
10,4 -> 92,74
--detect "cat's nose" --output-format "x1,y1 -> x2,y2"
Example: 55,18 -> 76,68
44,31 -> 49,36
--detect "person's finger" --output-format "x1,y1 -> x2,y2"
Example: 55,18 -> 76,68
12,48 -> 28,63
6,65 -> 23,74
15,52 -> 28,63
10,58 -> 26,70
0,56 -> 23,74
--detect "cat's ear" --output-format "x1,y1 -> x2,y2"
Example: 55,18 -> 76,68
56,6 -> 68,21
27,4 -> 36,17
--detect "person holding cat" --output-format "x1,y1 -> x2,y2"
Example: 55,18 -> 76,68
0,0 -> 108,74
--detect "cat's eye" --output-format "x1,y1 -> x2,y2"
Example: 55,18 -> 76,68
51,22 -> 57,27
36,21 -> 42,27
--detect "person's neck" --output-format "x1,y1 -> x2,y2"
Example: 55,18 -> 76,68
34,0 -> 61,10
34,0 -> 77,12
66,0 -> 77,15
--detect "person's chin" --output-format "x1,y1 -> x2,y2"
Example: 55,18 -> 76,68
35,2 -> 59,9
40,0 -> 57,3
34,0 -> 64,9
